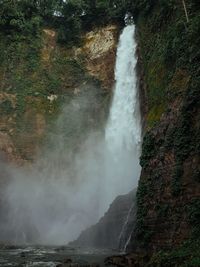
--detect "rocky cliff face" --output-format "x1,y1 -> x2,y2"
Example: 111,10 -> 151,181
124,1 -> 200,266
76,25 -> 119,90
70,190 -> 136,250
66,4 -> 200,263
0,25 -> 119,164
105,2 -> 199,266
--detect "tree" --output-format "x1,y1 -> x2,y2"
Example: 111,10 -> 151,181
0,0 -> 42,34
57,0 -> 85,44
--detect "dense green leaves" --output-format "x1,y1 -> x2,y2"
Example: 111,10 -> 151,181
0,0 -> 132,44
0,0 -> 42,35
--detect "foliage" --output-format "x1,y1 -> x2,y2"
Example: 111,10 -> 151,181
0,0 -> 42,35
171,164 -> 183,196
134,1 -> 200,259
188,200 -> 200,237
140,132 -> 156,168
147,240 -> 200,267
56,0 -> 130,44
155,203 -> 169,217
135,180 -> 150,245
0,0 -> 133,45
0,99 -> 14,115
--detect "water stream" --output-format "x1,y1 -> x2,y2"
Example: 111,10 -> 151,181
0,246 -> 115,267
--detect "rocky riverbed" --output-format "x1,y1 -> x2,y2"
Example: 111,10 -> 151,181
0,245 -> 118,267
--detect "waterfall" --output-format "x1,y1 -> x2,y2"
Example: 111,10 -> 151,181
0,24 -> 141,246
70,25 -> 142,250
103,24 -> 141,250
118,202 -> 135,248
100,24 -> 141,214
106,25 -> 141,150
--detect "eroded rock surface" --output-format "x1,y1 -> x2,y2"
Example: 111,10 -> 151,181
0,25 -> 119,163
76,25 -> 119,90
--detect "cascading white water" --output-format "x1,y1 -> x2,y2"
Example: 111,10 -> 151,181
106,25 -> 141,150
0,24 -> 141,245
100,24 -> 141,214
118,202 -> 135,245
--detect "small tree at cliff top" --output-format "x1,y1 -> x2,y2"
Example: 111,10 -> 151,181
57,0 -> 84,45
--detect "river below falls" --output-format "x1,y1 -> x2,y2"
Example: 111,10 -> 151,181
0,245 -> 119,267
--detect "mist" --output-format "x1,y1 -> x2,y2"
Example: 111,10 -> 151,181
0,24 -> 141,246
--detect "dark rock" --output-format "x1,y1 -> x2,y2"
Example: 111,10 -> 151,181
70,190 -> 137,250
63,258 -> 72,264
105,253 -> 149,267
56,264 -> 78,267
20,252 -> 26,258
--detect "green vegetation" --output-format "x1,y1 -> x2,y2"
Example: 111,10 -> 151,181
171,164 -> 183,196
0,0 -> 116,159
140,132 -> 156,168
148,240 -> 200,267
129,1 -> 200,127
135,182 -> 148,245
188,200 -> 200,237
135,177 -> 154,246
148,198 -> 200,266
0,0 -> 133,45
0,23 -> 109,158
0,99 -> 14,115
0,29 -> 86,112
133,1 -> 200,265
0,1 -> 199,265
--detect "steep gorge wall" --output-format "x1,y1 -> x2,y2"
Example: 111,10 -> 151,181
126,1 -> 200,265
0,25 -> 119,164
